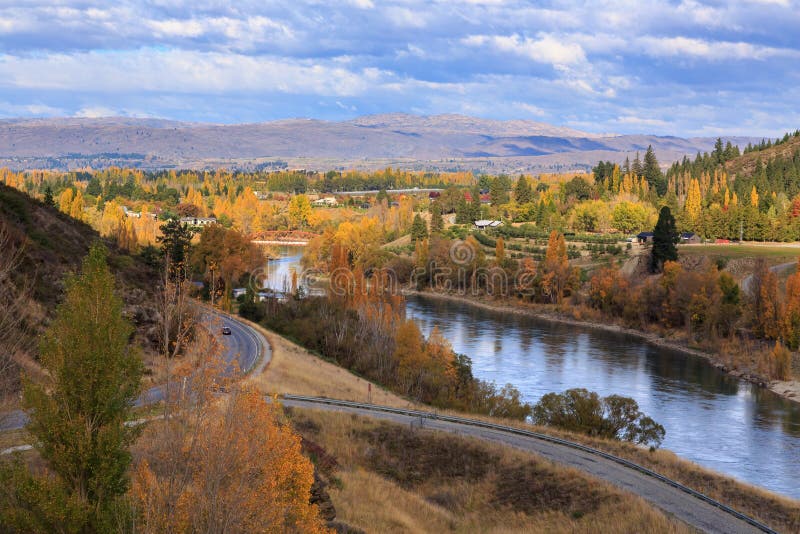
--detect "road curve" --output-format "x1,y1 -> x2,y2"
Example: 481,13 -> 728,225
0,306 -> 270,431
281,396 -> 773,534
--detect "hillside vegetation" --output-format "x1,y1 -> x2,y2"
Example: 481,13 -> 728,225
0,183 -> 158,400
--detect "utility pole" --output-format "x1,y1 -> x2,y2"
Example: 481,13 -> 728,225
210,263 -> 216,307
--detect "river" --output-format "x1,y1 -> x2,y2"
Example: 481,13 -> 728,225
268,247 -> 800,499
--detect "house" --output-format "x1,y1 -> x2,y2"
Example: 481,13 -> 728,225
312,196 -> 337,207
474,220 -> 503,230
428,191 -> 441,200
180,216 -> 217,227
680,232 -> 701,244
256,289 -> 288,303
122,206 -> 142,218
637,232 -> 654,244
232,288 -> 247,299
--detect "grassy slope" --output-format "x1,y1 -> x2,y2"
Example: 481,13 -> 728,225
245,326 -> 800,532
0,183 -> 158,379
290,409 -> 690,534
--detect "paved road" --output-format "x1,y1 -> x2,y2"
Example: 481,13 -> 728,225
1,310 -> 772,533
0,306 -> 270,430
282,399 -> 769,534
741,260 -> 797,294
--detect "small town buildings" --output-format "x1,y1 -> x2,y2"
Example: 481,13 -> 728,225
474,220 -> 503,230
680,232 -> 701,244
637,231 -> 654,244
180,216 -> 217,227
232,288 -> 247,299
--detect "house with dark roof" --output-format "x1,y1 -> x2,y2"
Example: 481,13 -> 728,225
637,231 -> 654,244
680,232 -> 701,244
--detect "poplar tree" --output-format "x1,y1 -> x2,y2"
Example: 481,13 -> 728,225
3,244 -> 143,530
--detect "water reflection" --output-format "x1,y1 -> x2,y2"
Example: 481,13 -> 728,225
406,294 -> 800,499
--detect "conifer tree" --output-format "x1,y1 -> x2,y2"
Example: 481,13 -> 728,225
514,175 -> 532,204
43,184 -> 55,208
650,206 -> 678,273
410,213 -> 428,242
429,202 -> 444,234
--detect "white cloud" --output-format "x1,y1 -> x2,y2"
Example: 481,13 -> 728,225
463,33 -> 586,66
636,36 -> 799,60
0,49 -> 382,96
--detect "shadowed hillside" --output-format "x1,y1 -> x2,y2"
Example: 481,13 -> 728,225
0,183 -> 158,390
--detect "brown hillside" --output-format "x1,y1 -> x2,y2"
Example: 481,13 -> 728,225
725,134 -> 800,177
0,183 -> 159,388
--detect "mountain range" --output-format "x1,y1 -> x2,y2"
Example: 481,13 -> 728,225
0,113 -> 760,173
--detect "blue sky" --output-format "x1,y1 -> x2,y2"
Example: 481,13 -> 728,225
0,0 -> 798,136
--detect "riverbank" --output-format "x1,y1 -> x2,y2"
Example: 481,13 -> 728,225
402,289 -> 800,405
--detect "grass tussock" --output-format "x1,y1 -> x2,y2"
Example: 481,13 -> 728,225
288,408 -> 690,534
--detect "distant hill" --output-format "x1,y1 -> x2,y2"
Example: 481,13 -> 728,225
0,113 -> 759,174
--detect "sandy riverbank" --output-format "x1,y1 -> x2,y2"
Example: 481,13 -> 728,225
403,289 -> 800,404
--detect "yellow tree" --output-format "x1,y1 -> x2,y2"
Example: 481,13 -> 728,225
288,194 -> 313,229
69,190 -> 85,221
750,185 -> 759,208
684,178 -> 702,226
541,231 -> 574,304
58,188 -> 74,214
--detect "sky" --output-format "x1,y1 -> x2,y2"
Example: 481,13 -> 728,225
0,0 -> 798,137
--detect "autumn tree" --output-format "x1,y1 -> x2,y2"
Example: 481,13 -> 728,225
782,259 -> 800,349
684,178 -> 702,227
650,206 -> 678,273
749,259 -> 781,339
288,193 -> 313,229
541,231 -> 576,304
0,245 -> 143,530
495,236 -> 505,264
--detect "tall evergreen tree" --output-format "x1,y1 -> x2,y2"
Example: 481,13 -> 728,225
6,244 -> 143,530
514,175 -> 533,204
650,206 -> 679,273
631,152 -> 643,176
470,186 -> 482,221
157,218 -> 194,282
643,145 -> 667,196
43,184 -> 55,208
429,202 -> 444,234
410,213 -> 428,242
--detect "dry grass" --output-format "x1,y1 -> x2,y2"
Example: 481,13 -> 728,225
242,318 -> 413,408
242,320 -> 799,531
424,406 -> 800,533
289,408 -> 691,534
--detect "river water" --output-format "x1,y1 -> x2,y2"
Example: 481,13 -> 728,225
269,247 -> 800,499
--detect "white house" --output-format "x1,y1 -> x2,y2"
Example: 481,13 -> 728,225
312,196 -> 337,207
474,220 -> 503,230
179,217 -> 217,227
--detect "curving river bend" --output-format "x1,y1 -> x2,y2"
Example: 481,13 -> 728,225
267,247 -> 800,499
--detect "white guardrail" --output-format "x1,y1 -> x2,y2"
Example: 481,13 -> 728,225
282,394 -> 778,534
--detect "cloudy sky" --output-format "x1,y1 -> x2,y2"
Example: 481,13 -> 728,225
0,0 -> 798,136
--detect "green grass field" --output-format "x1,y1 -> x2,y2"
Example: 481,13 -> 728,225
679,244 -> 800,262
